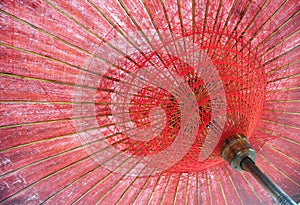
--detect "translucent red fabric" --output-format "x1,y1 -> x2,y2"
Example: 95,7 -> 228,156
0,0 -> 299,204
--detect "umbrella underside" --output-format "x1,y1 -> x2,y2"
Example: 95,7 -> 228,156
0,0 -> 299,204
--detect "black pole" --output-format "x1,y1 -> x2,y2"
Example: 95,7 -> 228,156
221,134 -> 297,205
241,157 -> 297,205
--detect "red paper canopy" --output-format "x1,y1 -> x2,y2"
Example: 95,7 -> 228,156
0,0 -> 299,204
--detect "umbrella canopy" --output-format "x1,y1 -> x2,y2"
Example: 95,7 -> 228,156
0,0 -> 299,204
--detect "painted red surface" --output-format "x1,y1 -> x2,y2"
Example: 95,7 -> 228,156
0,0 -> 299,204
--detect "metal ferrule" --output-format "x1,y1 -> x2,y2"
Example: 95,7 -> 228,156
221,134 -> 256,171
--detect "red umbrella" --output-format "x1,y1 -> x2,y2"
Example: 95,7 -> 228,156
0,0 -> 299,204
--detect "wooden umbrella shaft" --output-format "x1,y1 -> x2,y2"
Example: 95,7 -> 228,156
241,157 -> 297,205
